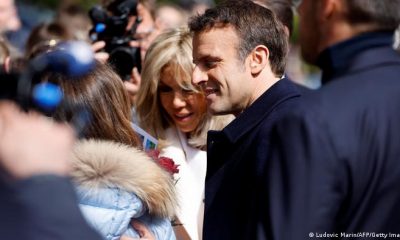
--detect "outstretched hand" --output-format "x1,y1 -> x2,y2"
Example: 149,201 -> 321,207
124,67 -> 142,101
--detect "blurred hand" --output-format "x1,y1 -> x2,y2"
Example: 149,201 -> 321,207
119,220 -> 155,240
0,101 -> 75,179
124,67 -> 141,103
92,41 -> 109,63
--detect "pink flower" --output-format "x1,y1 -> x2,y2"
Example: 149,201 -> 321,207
147,150 -> 179,176
158,157 -> 180,175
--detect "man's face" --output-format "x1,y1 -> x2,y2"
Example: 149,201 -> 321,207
297,0 -> 321,64
192,26 -> 253,116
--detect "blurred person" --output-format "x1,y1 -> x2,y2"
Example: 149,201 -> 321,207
55,3 -> 92,42
253,0 -> 293,38
253,0 -> 311,92
0,0 -> 31,53
181,1 -> 213,16
47,62 -> 176,240
136,28 -> 233,240
263,0 -> 400,239
0,0 -> 20,33
96,0 -> 159,92
25,22 -> 75,59
155,3 -> 188,31
189,0 -> 300,239
0,101 -> 102,240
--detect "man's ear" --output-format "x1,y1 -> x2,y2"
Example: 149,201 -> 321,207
318,0 -> 343,22
249,45 -> 269,75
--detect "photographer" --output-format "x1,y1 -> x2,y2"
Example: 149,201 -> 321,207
92,0 -> 160,105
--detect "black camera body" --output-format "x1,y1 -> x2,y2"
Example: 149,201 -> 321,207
89,0 -> 141,80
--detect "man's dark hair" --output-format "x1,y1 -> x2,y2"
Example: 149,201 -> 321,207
345,0 -> 400,31
189,0 -> 288,76
254,0 -> 293,35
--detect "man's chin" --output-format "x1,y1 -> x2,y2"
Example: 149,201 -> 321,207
208,105 -> 231,115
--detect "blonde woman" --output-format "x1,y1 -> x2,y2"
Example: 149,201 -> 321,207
136,28 -> 233,240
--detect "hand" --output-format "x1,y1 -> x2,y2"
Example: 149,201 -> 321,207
133,220 -> 155,240
92,41 -> 109,63
124,67 -> 141,103
119,220 -> 155,240
0,101 -> 75,179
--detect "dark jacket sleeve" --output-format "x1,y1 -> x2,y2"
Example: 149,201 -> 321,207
14,175 -> 102,240
262,111 -> 347,240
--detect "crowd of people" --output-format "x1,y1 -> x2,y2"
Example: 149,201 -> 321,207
1,0 -> 400,240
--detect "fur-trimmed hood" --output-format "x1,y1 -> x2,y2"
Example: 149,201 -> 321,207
70,139 -> 177,218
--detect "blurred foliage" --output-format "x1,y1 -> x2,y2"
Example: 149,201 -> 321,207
18,0 -> 101,10
17,0 -> 183,10
290,14 -> 299,44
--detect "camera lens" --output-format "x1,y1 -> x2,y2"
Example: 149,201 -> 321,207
109,46 -> 141,81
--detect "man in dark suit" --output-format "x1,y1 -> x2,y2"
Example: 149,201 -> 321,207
189,1 -> 300,239
264,0 -> 400,239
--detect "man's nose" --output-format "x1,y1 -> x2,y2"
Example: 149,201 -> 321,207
192,65 -> 208,86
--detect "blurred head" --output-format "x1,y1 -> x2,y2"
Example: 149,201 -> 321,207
253,0 -> 294,36
155,3 -> 188,31
49,62 -> 141,147
25,22 -> 75,59
297,0 -> 400,64
0,0 -> 20,33
55,4 -> 91,42
189,0 -> 288,115
136,28 -> 213,148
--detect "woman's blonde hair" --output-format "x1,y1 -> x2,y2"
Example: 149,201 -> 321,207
136,27 -> 233,149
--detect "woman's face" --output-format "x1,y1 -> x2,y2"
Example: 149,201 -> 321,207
159,65 -> 207,133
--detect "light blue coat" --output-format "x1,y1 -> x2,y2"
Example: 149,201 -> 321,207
70,140 -> 178,240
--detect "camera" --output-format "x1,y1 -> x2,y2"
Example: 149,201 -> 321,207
89,0 -> 141,80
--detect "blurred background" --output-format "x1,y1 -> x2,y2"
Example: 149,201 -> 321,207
2,0 -> 321,88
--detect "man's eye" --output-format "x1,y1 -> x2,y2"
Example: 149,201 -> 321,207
204,61 -> 217,69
